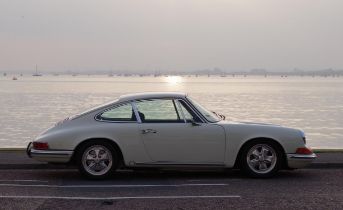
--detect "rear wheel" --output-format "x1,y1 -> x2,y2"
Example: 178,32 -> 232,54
76,141 -> 118,179
240,141 -> 282,178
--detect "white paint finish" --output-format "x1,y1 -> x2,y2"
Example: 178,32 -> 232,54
30,92 -> 312,169
139,123 -> 226,163
0,195 -> 241,200
219,121 -> 305,167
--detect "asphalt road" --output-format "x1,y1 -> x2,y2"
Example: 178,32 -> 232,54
0,169 -> 342,210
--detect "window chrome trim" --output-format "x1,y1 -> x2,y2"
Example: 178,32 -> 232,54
178,98 -> 206,123
95,97 -> 208,124
94,101 -> 138,123
131,101 -> 142,123
184,97 -> 214,123
133,98 -> 185,124
132,97 -> 205,124
175,100 -> 187,123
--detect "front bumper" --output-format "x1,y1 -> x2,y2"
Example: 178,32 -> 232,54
27,142 -> 73,163
287,153 -> 317,169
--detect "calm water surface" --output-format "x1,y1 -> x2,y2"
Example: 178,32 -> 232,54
0,75 -> 342,148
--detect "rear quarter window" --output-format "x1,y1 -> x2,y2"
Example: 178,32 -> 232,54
97,103 -> 135,122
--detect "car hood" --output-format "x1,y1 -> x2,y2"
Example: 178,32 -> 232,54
219,120 -> 280,126
234,121 -> 281,127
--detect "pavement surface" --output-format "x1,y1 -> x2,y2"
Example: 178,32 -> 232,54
0,168 -> 342,209
0,150 -> 343,169
0,150 -> 342,209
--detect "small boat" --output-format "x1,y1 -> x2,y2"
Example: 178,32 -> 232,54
32,65 -> 42,76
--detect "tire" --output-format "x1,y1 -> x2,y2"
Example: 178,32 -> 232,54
76,141 -> 119,179
240,141 -> 282,178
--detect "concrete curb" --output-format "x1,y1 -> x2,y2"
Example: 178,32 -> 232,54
0,164 -> 76,170
2,148 -> 343,152
308,163 -> 343,169
312,148 -> 343,153
0,148 -> 342,170
0,163 -> 342,170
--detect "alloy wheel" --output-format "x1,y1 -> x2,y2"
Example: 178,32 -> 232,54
82,145 -> 113,176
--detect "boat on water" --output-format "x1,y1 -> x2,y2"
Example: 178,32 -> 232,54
32,65 -> 42,76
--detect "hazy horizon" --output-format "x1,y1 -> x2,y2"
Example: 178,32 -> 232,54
1,0 -> 343,72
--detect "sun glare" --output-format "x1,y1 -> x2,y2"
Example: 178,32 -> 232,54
165,76 -> 182,85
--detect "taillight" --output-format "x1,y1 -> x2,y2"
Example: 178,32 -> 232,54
33,142 -> 49,150
296,147 -> 313,155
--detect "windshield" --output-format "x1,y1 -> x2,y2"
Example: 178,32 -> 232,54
186,97 -> 220,123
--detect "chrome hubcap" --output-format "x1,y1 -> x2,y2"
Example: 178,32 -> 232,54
247,144 -> 277,174
82,145 -> 112,176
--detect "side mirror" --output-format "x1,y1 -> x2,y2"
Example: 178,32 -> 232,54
218,114 -> 226,120
212,111 -> 226,120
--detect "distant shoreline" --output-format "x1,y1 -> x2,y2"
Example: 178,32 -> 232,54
2,72 -> 342,78
2,69 -> 343,77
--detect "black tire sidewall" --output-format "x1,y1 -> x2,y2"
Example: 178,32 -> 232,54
76,141 -> 118,179
240,141 -> 282,178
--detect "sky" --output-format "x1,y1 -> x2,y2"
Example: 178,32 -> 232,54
1,0 -> 342,72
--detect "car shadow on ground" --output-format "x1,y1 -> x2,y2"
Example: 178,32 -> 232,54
32,168 -> 314,184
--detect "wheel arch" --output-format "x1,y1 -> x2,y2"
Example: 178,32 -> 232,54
233,137 -> 287,169
70,138 -> 125,165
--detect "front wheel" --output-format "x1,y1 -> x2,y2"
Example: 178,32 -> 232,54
76,141 -> 118,179
240,142 -> 282,178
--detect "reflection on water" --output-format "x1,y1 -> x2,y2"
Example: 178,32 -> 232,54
0,75 -> 342,148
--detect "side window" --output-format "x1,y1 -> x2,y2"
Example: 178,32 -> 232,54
177,100 -> 202,122
135,99 -> 182,123
98,103 -> 135,122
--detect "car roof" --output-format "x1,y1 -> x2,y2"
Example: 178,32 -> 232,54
118,92 -> 187,102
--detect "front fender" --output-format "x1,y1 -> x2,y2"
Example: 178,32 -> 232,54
219,122 -> 304,167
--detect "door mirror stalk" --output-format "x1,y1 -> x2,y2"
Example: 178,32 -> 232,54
190,119 -> 201,126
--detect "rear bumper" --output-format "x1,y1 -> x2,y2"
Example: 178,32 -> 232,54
287,153 -> 317,169
27,142 -> 73,163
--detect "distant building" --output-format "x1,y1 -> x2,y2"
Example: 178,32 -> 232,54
250,69 -> 267,75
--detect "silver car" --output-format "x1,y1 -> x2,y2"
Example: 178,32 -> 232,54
27,92 -> 316,179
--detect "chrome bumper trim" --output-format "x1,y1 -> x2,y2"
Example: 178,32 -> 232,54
26,142 -> 32,158
287,153 -> 317,159
27,143 -> 73,163
287,153 -> 316,169
29,149 -> 73,156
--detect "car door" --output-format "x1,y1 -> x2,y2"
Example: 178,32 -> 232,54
94,102 -> 151,163
134,98 -> 226,164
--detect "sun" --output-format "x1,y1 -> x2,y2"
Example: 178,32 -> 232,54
165,76 -> 182,85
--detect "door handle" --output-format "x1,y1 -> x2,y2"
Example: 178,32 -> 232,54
141,129 -> 157,134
